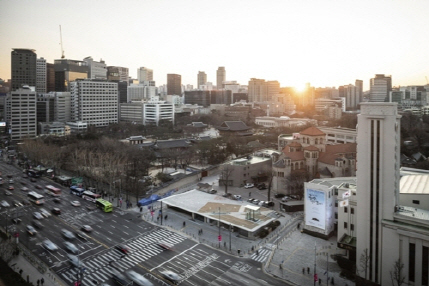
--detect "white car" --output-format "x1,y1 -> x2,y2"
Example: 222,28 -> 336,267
126,270 -> 153,286
233,195 -> 242,200
67,254 -> 84,268
43,239 -> 58,251
159,270 -> 181,283
0,200 -> 10,207
244,183 -> 254,189
64,241 -> 79,254
39,208 -> 51,217
71,201 -> 81,207
61,229 -> 76,240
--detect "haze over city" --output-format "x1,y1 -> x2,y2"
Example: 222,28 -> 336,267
1,0 -> 429,90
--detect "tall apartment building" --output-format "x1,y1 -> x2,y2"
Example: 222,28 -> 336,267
83,57 -> 107,80
356,102 -> 401,284
369,74 -> 392,102
5,87 -> 37,141
54,59 -> 88,92
137,67 -> 153,83
11,49 -> 37,91
216,67 -> 226,89
36,58 -> 47,93
198,71 -> 207,89
248,78 -> 268,102
167,74 -> 181,95
107,66 -> 129,82
70,79 -> 118,127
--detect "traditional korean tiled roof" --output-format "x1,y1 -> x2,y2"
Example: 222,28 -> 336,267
217,121 -> 251,131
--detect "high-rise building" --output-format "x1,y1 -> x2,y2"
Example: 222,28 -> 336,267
216,67 -> 226,89
36,58 -> 47,93
11,49 -> 37,91
127,81 -> 157,101
137,67 -> 153,83
355,79 -> 363,102
369,74 -> 392,102
46,63 -> 55,92
248,78 -> 267,102
107,66 -> 129,82
356,102 -> 401,284
198,71 -> 207,89
53,92 -> 71,122
54,59 -> 88,92
70,79 -> 118,127
5,86 -> 37,141
83,57 -> 107,80
167,74 -> 182,95
37,93 -> 55,123
339,83 -> 361,110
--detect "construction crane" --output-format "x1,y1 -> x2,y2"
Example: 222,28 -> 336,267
59,25 -> 65,59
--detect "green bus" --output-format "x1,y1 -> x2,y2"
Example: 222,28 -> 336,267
95,198 -> 113,213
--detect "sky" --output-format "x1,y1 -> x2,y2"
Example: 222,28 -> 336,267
1,0 -> 429,91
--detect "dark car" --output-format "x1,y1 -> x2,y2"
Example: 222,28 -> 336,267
32,220 -> 44,229
52,208 -> 61,215
21,199 -> 31,206
53,198 -> 61,204
112,271 -> 132,286
274,193 -> 285,199
35,185 -> 43,190
257,183 -> 267,190
30,178 -> 37,182
115,244 -> 131,254
263,201 -> 275,207
81,225 -> 93,232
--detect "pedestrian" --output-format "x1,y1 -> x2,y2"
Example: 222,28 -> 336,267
27,275 -> 29,283
319,278 -> 321,285
37,279 -> 40,286
183,221 -> 186,227
140,207 -> 143,212
19,269 -> 23,276
249,192 -> 251,197
256,250 -> 259,256
279,263 -> 282,269
164,215 -> 168,220
297,223 -> 300,229
307,267 -> 310,274
200,229 -> 203,234
331,277 -> 335,285
41,278 -> 44,285
302,268 -> 305,274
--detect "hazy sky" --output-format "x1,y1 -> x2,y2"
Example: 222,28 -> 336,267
1,0 -> 428,91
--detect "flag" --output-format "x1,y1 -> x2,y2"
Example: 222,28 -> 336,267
342,191 -> 351,199
339,199 -> 349,207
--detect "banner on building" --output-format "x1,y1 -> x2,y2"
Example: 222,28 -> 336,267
339,199 -> 349,207
342,191 -> 351,199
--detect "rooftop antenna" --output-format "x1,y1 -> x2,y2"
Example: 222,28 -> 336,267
59,25 -> 65,59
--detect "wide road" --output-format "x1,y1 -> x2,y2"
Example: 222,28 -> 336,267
0,164 -> 288,286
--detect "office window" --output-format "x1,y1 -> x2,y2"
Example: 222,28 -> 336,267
351,224 -> 354,231
351,208 -> 354,214
409,243 -> 415,282
335,212 -> 338,219
412,200 -> 420,205
344,222 -> 347,229
344,207 -> 348,213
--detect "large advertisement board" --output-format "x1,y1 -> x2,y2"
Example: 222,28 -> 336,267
305,189 -> 326,229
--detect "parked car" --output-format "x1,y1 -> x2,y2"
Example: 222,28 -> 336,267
21,199 -> 31,206
61,229 -> 76,240
247,198 -> 255,203
8,179 -> 14,184
126,270 -> 153,286
30,178 -> 37,182
64,242 -> 79,254
52,208 -> 61,215
252,199 -> 260,205
263,201 -> 275,207
53,198 -> 61,204
12,218 -> 22,224
26,225 -> 37,235
244,183 -> 254,189
21,187 -> 29,192
275,193 -> 285,199
35,185 -> 43,190
43,239 -> 58,251
233,195 -> 242,200
257,183 -> 267,190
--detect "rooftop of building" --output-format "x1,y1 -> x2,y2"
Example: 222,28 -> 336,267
160,190 -> 277,232
400,174 -> 429,194
308,177 -> 357,189
300,126 -> 326,136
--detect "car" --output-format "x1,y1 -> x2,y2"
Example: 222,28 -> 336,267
53,198 -> 61,204
115,244 -> 131,254
71,201 -> 81,207
257,183 -> 267,190
252,199 -> 260,205
12,200 -> 23,207
8,179 -> 14,184
7,186 -> 14,190
281,196 -> 290,202
64,242 -> 79,254
126,270 -> 154,286
244,183 -> 254,189
0,200 -> 10,207
26,225 -> 37,235
33,212 -> 43,219
158,242 -> 174,250
61,229 -> 76,240
20,181 -> 26,185
5,190 -> 12,196
35,185 -> 43,190
52,208 -> 61,215
43,239 -> 58,251
233,195 -> 242,200
258,201 -> 265,206
40,208 -> 51,217
7,175 -> 13,178
22,174 -> 28,178
112,271 -> 132,286
21,187 -> 29,192
21,199 -> 31,206
67,254 -> 84,268
81,225 -> 93,232
32,220 -> 44,229
274,193 -> 285,199
263,201 -> 275,207
247,198 -> 255,203
30,178 -> 37,182
159,270 -> 182,284
75,231 -> 89,241
12,218 -> 22,224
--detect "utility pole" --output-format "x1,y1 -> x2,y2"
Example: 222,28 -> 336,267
211,208 -> 230,248
229,223 -> 232,251
314,243 -> 317,286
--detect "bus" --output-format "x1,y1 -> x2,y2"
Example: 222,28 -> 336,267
27,169 -> 42,178
70,186 -> 85,196
28,191 -> 45,205
82,191 -> 101,203
45,185 -> 61,197
95,199 -> 113,213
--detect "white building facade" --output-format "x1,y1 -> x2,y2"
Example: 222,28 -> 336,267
83,57 -> 107,80
70,79 -> 118,127
137,67 -> 153,83
143,97 -> 174,126
6,87 -> 37,141
36,57 -> 47,93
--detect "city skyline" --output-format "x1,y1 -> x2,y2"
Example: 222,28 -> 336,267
1,0 -> 429,91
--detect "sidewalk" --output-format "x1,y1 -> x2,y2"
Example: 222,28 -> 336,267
9,254 -> 62,286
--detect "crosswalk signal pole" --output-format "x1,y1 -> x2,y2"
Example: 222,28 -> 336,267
218,207 -> 221,248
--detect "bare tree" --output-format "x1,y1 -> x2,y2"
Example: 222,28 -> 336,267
356,248 -> 370,281
0,239 -> 16,263
219,164 -> 235,194
390,258 -> 406,286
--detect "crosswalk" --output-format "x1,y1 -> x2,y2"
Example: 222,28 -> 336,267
250,247 -> 272,263
58,228 -> 185,286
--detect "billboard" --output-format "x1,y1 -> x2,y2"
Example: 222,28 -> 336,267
305,189 -> 326,229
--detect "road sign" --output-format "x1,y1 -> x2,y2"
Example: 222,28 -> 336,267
314,273 -> 318,281
218,235 -> 222,242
